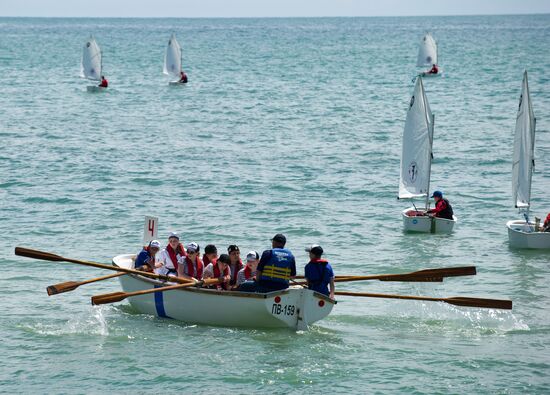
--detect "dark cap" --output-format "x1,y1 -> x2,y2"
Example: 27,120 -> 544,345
271,233 -> 286,244
305,244 -> 323,256
227,245 -> 240,253
204,244 -> 217,254
431,190 -> 443,198
217,253 -> 231,264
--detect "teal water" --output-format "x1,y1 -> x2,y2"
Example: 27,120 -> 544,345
1,15 -> 549,393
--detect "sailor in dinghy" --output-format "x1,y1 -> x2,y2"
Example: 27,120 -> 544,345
417,33 -> 442,77
164,33 -> 187,85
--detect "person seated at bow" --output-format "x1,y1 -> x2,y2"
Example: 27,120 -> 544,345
203,253 -> 231,290
179,242 -> 203,280
304,245 -> 335,299
202,244 -> 218,266
158,232 -> 186,276
227,245 -> 243,289
179,71 -> 188,83
426,190 -> 454,220
236,251 -> 259,289
429,64 -> 439,74
134,240 -> 161,272
99,75 -> 108,87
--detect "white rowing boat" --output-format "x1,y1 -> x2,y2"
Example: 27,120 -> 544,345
506,71 -> 550,249
398,77 -> 457,233
113,254 -> 335,330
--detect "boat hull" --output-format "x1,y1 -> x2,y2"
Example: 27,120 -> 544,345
506,220 -> 550,249
402,208 -> 457,234
87,86 -> 106,92
113,254 -> 335,330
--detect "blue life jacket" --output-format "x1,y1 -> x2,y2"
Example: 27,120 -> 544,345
259,248 -> 294,285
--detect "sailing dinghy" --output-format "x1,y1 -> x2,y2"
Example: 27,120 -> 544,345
399,77 -> 457,233
164,33 -> 185,85
417,33 -> 441,77
80,36 -> 105,92
506,71 -> 550,249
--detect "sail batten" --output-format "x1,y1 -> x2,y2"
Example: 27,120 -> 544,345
511,71 -> 536,210
164,34 -> 182,79
417,33 -> 437,67
80,36 -> 102,81
398,77 -> 434,201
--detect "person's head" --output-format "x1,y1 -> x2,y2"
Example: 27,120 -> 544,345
431,190 -> 443,202
271,233 -> 286,248
101,75 -> 105,79
246,250 -> 260,269
305,244 -> 323,260
217,253 -> 230,268
168,232 -> 180,248
204,244 -> 218,260
228,245 -> 240,263
149,240 -> 161,254
186,242 -> 199,257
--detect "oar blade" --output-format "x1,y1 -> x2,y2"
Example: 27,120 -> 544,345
445,297 -> 512,310
15,247 -> 65,262
379,266 -> 476,282
91,292 -> 128,305
47,281 -> 79,295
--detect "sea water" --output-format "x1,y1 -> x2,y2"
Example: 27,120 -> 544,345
0,15 -> 549,393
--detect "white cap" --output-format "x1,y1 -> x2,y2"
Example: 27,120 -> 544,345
186,242 -> 199,253
169,232 -> 179,240
149,240 -> 161,249
246,250 -> 259,261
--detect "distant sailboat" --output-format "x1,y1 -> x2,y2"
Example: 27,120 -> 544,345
506,71 -> 550,249
164,34 -> 185,85
399,77 -> 457,233
80,36 -> 105,92
417,33 -> 441,77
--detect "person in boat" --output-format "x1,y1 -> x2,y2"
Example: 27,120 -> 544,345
227,245 -> 243,288
428,64 -> 439,74
158,232 -> 186,276
203,253 -> 232,290
304,245 -> 335,299
178,242 -> 203,280
202,244 -> 218,266
426,190 -> 454,220
134,240 -> 161,272
179,71 -> 188,83
541,213 -> 550,232
236,250 -> 259,288
255,233 -> 297,293
99,75 -> 108,88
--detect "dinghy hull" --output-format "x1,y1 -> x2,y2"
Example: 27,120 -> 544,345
87,86 -> 106,93
402,208 -> 457,234
506,220 -> 550,249
112,254 -> 335,330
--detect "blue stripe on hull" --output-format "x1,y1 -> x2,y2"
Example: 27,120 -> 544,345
154,286 -> 169,318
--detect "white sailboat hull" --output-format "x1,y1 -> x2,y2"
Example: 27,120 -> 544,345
112,254 -> 335,330
506,220 -> 550,249
87,85 -> 106,93
402,208 -> 457,234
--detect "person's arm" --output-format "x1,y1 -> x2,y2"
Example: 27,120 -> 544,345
329,277 -> 335,300
255,250 -> 270,282
290,257 -> 297,278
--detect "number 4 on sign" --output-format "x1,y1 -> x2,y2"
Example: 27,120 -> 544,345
143,216 -> 159,245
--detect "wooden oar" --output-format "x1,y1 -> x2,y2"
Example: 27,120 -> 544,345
91,278 -> 221,305
14,246 -> 195,285
47,272 -> 126,295
293,266 -> 476,285
335,291 -> 512,310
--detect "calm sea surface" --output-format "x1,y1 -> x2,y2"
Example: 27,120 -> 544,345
1,15 -> 549,394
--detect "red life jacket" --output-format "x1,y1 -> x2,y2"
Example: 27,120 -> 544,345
185,256 -> 203,279
229,259 -> 243,285
213,262 -> 230,290
244,265 -> 254,280
99,78 -> 108,87
202,254 -> 213,266
166,243 -> 186,271
544,213 -> 550,226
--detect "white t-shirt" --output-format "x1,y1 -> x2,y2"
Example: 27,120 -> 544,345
156,248 -> 185,276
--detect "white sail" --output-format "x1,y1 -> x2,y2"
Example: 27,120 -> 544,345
399,77 -> 434,200
417,33 -> 438,67
512,71 -> 536,209
163,34 -> 182,79
80,36 -> 102,81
